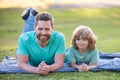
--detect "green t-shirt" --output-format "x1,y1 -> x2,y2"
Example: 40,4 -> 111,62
17,31 -> 66,67
65,46 -> 99,65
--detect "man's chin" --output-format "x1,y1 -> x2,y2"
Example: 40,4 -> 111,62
41,40 -> 48,43
37,36 -> 50,43
40,38 -> 49,43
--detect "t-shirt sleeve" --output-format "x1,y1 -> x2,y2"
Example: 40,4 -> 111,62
90,48 -> 99,64
65,48 -> 76,63
16,34 -> 29,56
55,33 -> 66,54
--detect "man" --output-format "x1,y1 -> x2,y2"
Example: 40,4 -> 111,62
17,8 -> 66,75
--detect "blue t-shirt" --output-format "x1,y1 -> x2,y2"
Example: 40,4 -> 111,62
65,46 -> 99,65
17,31 -> 66,66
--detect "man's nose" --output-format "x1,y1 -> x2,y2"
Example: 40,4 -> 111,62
41,30 -> 46,34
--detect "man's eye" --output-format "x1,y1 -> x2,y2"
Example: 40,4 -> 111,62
45,28 -> 50,31
38,28 -> 42,30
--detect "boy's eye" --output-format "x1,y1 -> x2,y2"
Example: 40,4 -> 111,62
76,38 -> 80,40
83,39 -> 87,41
76,38 -> 87,41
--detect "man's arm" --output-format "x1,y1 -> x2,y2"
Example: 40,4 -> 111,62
17,54 -> 38,74
48,54 -> 65,71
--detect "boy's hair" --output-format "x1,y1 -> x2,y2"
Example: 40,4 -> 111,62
34,12 -> 54,27
71,25 -> 97,51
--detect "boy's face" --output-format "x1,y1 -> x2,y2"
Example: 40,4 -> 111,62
76,37 -> 88,51
35,20 -> 53,43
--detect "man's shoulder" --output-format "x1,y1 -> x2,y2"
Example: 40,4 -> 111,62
19,31 -> 36,41
52,31 -> 65,38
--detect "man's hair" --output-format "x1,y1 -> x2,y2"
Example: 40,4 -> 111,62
34,12 -> 54,26
71,25 -> 97,51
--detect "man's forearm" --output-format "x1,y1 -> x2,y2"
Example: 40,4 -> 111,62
48,54 -> 65,72
18,63 -> 38,74
48,62 -> 64,72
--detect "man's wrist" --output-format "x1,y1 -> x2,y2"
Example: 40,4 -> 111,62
34,67 -> 39,74
48,65 -> 51,72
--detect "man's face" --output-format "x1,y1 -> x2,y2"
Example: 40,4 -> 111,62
35,20 -> 53,43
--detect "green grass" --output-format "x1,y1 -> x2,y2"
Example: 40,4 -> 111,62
0,71 -> 120,80
0,8 -> 120,80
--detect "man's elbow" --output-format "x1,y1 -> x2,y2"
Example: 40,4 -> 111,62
58,62 -> 64,68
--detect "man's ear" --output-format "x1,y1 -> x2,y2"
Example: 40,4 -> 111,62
34,26 -> 37,30
52,26 -> 54,29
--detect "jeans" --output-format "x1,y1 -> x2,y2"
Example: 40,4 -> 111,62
22,14 -> 35,33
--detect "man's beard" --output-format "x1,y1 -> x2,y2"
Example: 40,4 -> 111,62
37,34 -> 50,43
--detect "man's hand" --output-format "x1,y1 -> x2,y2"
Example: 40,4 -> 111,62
37,61 -> 50,75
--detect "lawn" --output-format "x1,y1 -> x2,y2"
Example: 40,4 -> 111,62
0,8 -> 120,80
